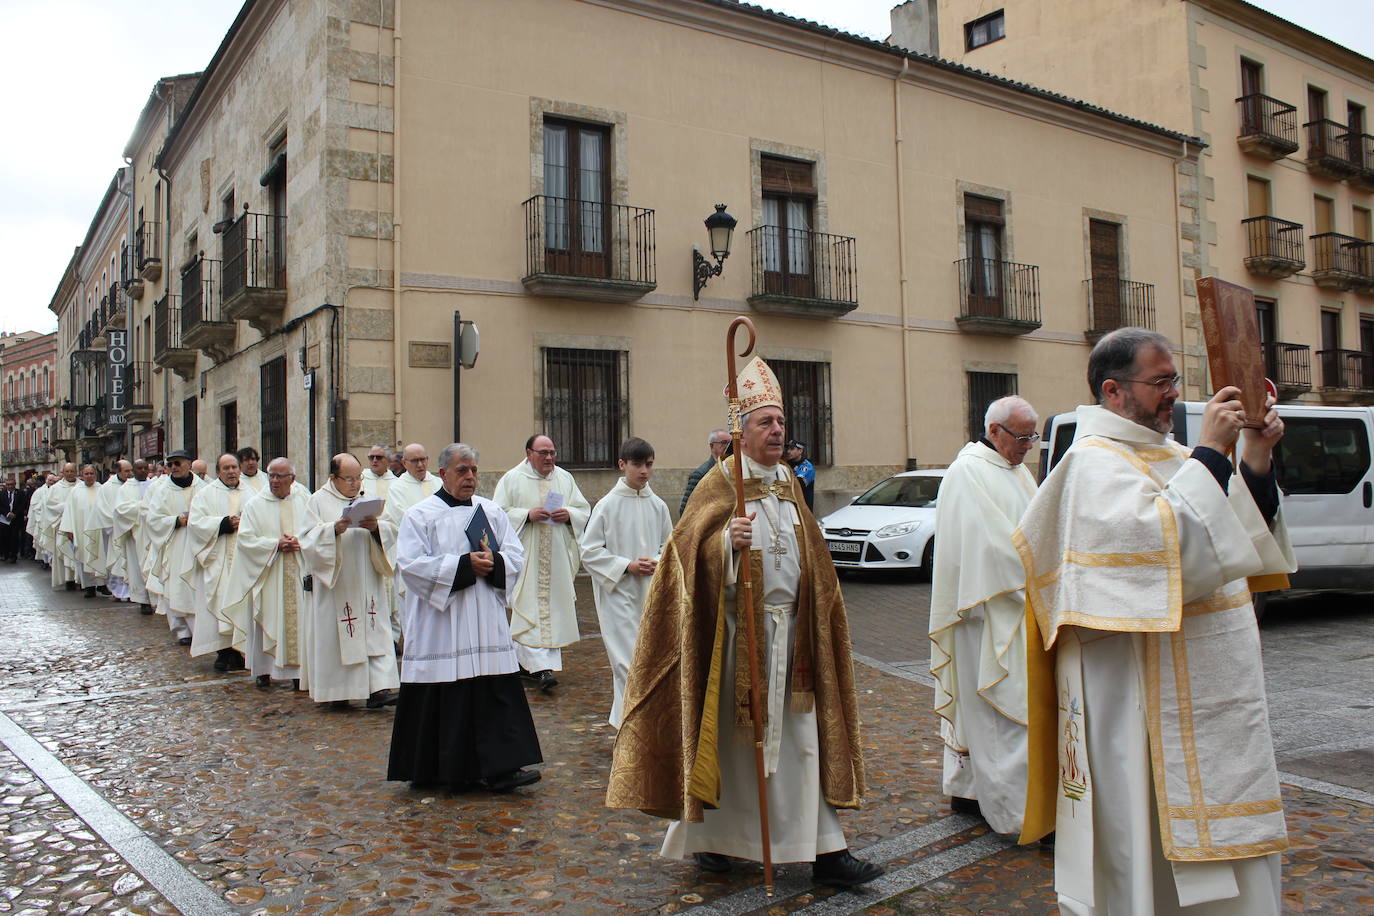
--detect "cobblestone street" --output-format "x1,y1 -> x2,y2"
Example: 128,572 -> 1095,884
1,564 -> 1371,915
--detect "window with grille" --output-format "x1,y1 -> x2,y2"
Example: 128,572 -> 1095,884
221,401 -> 238,456
260,357 -> 287,462
965,10 -> 1005,50
182,396 -> 198,458
770,359 -> 833,467
540,348 -> 627,469
967,372 -> 1018,442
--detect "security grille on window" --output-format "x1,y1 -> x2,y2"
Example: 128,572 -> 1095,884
260,356 -> 287,462
541,348 -> 628,469
222,401 -> 238,455
967,372 -> 1018,442
965,10 -> 1005,50
771,359 -> 833,467
183,396 -> 198,457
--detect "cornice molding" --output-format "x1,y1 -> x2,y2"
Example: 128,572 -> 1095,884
1189,0 -> 1374,82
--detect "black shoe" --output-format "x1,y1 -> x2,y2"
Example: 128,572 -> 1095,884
65,581 -> 77,591
1039,831 -> 1056,847
84,586 -> 96,598
950,796 -> 982,817
226,650 -> 246,671
518,666 -> 538,683
482,769 -> 541,792
177,636 -> 193,646
330,699 -> 352,710
140,604 -> 153,615
535,670 -> 559,693
366,690 -> 399,709
256,675 -> 272,689
693,852 -> 732,874
292,678 -> 301,691
213,649 -> 232,672
813,849 -> 884,889
96,585 -> 111,596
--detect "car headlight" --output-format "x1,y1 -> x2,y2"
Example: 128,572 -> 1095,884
875,520 -> 921,538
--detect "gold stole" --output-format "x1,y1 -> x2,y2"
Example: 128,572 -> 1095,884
279,498 -> 301,667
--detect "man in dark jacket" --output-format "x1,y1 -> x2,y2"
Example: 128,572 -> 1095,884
679,429 -> 730,516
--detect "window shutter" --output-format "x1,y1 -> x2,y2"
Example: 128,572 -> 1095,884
761,156 -> 816,196
964,194 -> 1004,225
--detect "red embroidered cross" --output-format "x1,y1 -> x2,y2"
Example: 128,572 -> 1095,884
367,598 -> 378,629
341,602 -> 358,639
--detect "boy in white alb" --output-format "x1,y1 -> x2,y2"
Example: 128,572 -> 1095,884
579,437 -> 673,728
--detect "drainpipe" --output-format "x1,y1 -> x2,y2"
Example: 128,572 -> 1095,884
894,58 -> 915,469
120,160 -> 135,460
1172,138 -> 1196,397
390,1 -> 405,448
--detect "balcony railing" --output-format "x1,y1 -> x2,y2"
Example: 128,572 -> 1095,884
955,257 -> 1041,335
1304,119 -> 1360,179
75,399 -> 107,439
1242,216 -> 1306,277
745,226 -> 859,318
1236,94 -> 1300,159
105,281 -> 126,329
180,255 -> 235,361
1310,233 -> 1370,290
221,210 -> 287,332
136,220 -> 162,281
1084,277 -> 1155,337
1263,341 -> 1312,396
153,293 -> 197,380
521,196 -> 656,302
1,398 -> 18,414
1319,348 -> 1374,392
1352,133 -> 1374,190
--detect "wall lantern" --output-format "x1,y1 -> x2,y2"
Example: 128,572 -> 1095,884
692,203 -> 737,300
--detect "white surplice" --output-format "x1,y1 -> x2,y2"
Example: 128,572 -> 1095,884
143,475 -> 207,640
27,483 -> 53,562
362,467 -> 395,500
184,480 -> 249,657
661,456 -> 846,864
44,479 -> 77,587
297,481 -> 400,702
1016,405 -> 1296,915
578,478 -> 672,728
379,471 -> 441,639
58,481 -> 104,588
221,488 -> 310,680
929,440 -> 1037,835
396,494 -> 525,682
109,478 -> 151,605
91,475 -> 124,583
493,460 -> 590,671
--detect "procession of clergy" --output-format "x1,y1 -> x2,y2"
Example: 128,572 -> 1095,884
19,324 -> 1300,910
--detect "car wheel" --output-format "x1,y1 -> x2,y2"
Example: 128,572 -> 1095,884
919,538 -> 935,582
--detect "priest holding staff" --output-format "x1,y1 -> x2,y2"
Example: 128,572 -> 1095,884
387,443 -> 542,793
1015,328 -> 1295,914
608,336 -> 881,891
929,395 -> 1039,835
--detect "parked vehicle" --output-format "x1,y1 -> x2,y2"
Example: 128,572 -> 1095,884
819,470 -> 945,577
1040,402 -> 1374,615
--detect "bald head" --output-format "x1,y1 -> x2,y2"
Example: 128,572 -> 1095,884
132,459 -> 149,481
266,457 -> 295,498
330,453 -> 363,498
401,443 -> 429,481
116,460 -> 133,482
61,463 -> 77,482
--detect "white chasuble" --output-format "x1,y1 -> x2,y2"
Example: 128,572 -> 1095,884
493,460 -> 590,649
396,494 -> 525,683
362,468 -> 395,500
90,476 -> 124,578
1015,405 -> 1296,915
58,482 -> 103,587
578,478 -> 672,728
378,471 -> 441,640
27,484 -> 53,560
144,476 -> 207,634
298,481 -> 399,702
238,472 -> 268,498
223,489 -> 310,679
45,479 -> 77,586
661,456 -> 845,865
109,479 -> 149,604
185,480 -> 248,656
929,439 -> 1037,836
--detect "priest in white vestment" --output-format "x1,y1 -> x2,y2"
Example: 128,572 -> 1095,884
493,435 -> 590,690
45,464 -> 79,589
58,465 -> 105,597
378,443 -> 442,641
1014,328 -> 1296,916
110,460 -> 154,612
220,458 -> 308,687
94,461 -> 132,599
577,437 -> 672,729
185,455 -> 250,670
388,442 -> 543,792
363,444 -> 396,499
298,453 -> 400,708
930,396 -> 1039,836
236,446 -> 268,497
26,474 -> 58,567
608,357 -> 882,890
142,451 -> 207,644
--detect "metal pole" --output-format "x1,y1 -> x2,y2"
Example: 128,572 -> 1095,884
453,310 -> 461,442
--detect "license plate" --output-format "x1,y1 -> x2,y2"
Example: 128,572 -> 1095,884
828,540 -> 861,554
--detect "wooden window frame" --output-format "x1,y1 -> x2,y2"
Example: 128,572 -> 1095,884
542,117 -> 612,279
964,10 -> 1006,51
760,155 -> 818,297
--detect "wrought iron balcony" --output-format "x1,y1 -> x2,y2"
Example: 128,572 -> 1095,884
1352,133 -> 1374,191
745,227 -> 858,319
521,196 -> 656,302
136,220 -> 162,282
75,399 -> 107,440
1236,94 -> 1300,160
104,281 -> 127,332
955,257 -> 1041,335
1084,277 -> 1155,339
179,255 -> 235,361
153,293 -> 197,380
1304,119 -> 1360,180
126,361 -> 155,427
1,398 -> 18,414
1310,233 -> 1370,291
1242,216 -> 1306,278
1263,341 -> 1312,397
1319,348 -> 1374,395
221,210 -> 287,333
1,450 -> 18,466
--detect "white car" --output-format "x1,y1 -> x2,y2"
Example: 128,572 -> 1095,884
820,470 -> 945,576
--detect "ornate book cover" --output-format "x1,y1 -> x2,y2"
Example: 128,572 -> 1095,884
1196,277 -> 1267,428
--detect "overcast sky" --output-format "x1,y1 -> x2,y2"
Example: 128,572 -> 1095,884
1,0 -> 1369,335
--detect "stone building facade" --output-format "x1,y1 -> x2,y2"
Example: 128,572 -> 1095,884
0,332 -> 60,483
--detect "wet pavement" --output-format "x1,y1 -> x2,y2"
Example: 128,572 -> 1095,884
1,563 -> 1370,914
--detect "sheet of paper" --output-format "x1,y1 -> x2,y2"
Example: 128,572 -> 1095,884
541,490 -> 564,523
0,516 -> 10,526
341,497 -> 385,525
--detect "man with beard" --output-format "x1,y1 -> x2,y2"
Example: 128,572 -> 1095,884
1015,327 -> 1295,914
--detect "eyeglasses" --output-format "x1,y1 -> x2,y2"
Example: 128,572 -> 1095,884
531,449 -> 556,457
1117,374 -> 1182,392
267,472 -> 294,480
995,427 -> 1040,444
368,455 -> 388,462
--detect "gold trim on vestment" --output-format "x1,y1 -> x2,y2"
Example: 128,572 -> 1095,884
1167,798 -> 1283,819
1183,587 -> 1252,617
1170,628 -> 1212,848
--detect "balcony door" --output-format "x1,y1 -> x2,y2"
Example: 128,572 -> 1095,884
761,156 -> 816,298
543,119 -> 610,279
1256,297 -> 1276,377
1239,59 -> 1263,134
965,195 -> 1005,316
1089,219 -> 1123,329
266,137 -> 288,287
1321,310 -> 1342,387
1363,318 -> 1374,389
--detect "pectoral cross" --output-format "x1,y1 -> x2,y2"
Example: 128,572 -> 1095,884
341,602 -> 358,639
367,598 -> 378,630
767,535 -> 787,571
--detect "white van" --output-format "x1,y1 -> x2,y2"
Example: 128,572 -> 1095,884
1039,402 -> 1374,613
